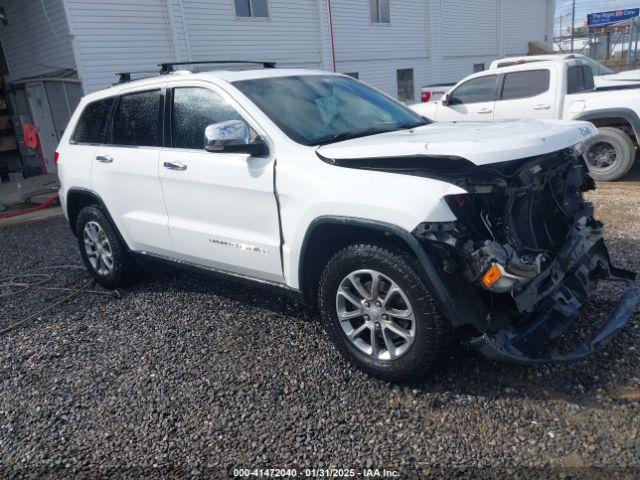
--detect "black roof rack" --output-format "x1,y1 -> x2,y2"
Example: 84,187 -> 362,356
115,71 -> 158,84
159,60 -> 277,74
116,72 -> 132,83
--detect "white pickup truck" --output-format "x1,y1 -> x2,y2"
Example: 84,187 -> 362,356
419,82 -> 456,103
412,56 -> 640,180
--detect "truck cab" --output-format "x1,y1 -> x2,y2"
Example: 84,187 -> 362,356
418,58 -> 593,123
490,53 -> 640,90
413,58 -> 640,180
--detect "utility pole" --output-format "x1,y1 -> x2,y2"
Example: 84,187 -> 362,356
632,17 -> 640,69
629,18 -> 635,67
570,0 -> 576,53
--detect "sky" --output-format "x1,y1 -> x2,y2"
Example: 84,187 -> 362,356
555,0 -> 640,35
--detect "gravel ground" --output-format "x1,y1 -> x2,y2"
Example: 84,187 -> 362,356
0,169 -> 639,478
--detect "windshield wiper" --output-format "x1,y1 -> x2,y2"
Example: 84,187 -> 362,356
399,119 -> 431,129
314,121 -> 430,146
314,127 -> 395,146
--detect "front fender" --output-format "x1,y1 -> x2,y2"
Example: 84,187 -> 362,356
296,215 -> 483,328
574,107 -> 640,140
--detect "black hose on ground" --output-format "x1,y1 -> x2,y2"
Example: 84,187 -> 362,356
0,265 -> 117,335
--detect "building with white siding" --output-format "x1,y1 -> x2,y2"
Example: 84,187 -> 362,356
0,0 -> 555,174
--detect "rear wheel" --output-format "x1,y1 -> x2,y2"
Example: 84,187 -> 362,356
584,127 -> 636,181
318,244 -> 451,382
76,205 -> 139,289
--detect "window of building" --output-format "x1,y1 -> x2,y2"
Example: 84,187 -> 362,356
171,87 -> 245,150
473,63 -> 485,73
449,75 -> 497,105
397,68 -> 414,101
370,0 -> 390,23
344,72 -> 359,79
72,98 -> 114,144
501,70 -> 550,100
234,0 -> 268,18
112,90 -> 162,147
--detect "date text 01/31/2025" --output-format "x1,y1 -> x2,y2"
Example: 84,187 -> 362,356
231,467 -> 401,478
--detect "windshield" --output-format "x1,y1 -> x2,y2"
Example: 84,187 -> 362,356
233,75 -> 428,146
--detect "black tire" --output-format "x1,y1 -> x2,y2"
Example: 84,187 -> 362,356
584,127 -> 636,181
318,244 -> 452,383
76,205 -> 139,289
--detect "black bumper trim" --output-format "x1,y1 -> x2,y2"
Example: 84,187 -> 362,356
471,275 -> 640,365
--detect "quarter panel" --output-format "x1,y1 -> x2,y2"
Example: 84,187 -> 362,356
57,144 -> 96,219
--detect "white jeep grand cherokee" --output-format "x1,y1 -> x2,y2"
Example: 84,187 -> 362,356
57,65 -> 640,382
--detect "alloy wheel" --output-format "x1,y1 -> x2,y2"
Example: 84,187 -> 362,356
83,221 -> 114,276
585,141 -> 619,172
335,269 -> 416,361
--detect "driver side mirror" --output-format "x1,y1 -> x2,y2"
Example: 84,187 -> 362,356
204,120 -> 269,157
440,93 -> 450,106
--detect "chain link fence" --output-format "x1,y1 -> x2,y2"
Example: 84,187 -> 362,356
554,22 -> 640,72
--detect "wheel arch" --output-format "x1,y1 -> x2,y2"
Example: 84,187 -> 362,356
297,216 -> 473,327
66,187 -> 130,250
574,108 -> 640,143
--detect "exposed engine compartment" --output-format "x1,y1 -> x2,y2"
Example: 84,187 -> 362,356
413,148 -> 640,362
415,148 -> 594,297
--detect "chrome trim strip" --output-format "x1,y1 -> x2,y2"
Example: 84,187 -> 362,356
133,250 -> 302,299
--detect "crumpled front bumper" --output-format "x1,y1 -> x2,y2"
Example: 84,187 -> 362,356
470,224 -> 640,364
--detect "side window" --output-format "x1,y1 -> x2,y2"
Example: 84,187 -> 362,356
449,75 -> 497,105
72,98 -> 114,144
171,87 -> 245,150
567,65 -> 595,94
501,69 -> 551,100
112,90 -> 162,147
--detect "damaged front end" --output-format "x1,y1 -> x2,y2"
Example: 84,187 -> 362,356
414,148 -> 640,364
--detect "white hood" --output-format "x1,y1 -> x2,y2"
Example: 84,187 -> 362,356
595,70 -> 640,86
316,119 -> 597,166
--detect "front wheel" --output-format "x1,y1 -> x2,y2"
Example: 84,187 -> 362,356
318,244 -> 451,382
583,127 -> 636,181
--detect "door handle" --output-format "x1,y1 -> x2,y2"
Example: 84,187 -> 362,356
534,104 -> 551,110
478,108 -> 493,114
96,155 -> 113,163
163,161 -> 187,171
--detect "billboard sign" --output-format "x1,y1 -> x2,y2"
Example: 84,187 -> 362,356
587,8 -> 639,29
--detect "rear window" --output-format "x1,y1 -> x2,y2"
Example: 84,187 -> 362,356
501,69 -> 550,100
72,98 -> 114,144
567,65 -> 595,94
112,90 -> 162,147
